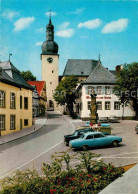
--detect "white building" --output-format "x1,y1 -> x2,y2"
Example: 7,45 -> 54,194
63,59 -> 135,120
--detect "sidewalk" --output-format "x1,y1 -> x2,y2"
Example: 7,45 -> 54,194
0,116 -> 47,145
99,163 -> 138,194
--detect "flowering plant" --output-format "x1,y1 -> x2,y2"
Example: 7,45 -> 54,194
0,151 -> 124,194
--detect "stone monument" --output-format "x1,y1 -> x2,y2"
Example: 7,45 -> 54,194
90,87 -> 98,124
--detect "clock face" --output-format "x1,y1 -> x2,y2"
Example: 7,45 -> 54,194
47,57 -> 53,63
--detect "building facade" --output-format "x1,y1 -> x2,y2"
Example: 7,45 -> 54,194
27,81 -> 47,116
30,85 -> 39,117
0,62 -> 33,136
41,17 -> 59,111
63,59 -> 135,120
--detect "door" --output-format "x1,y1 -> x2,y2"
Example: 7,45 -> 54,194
93,133 -> 107,147
85,135 -> 95,147
20,119 -> 22,130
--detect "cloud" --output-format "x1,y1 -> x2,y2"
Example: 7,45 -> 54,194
60,22 -> 70,29
78,19 -> 102,29
68,8 -> 85,15
56,22 -> 75,38
2,10 -> 19,20
14,17 -> 35,31
45,11 -> 57,17
37,27 -> 45,33
56,29 -> 75,38
102,18 -> 129,34
35,42 -> 43,46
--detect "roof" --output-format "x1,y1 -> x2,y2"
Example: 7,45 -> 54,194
110,70 -> 116,76
83,62 -> 116,84
0,61 -> 33,90
0,61 -> 20,73
63,59 -> 99,76
84,131 -> 102,136
27,81 -> 45,96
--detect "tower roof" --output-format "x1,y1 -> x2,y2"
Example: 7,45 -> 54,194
41,13 -> 58,55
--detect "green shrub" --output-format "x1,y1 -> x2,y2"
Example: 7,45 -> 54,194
0,151 -> 124,194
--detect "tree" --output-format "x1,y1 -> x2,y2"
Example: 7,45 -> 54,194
113,62 -> 138,119
53,75 -> 78,116
21,70 -> 37,81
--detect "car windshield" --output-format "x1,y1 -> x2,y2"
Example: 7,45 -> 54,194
80,134 -> 85,139
72,131 -> 78,136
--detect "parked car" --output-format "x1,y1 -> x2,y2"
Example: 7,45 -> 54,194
100,123 -> 110,127
98,117 -> 109,123
109,115 -> 119,123
69,132 -> 122,151
135,124 -> 138,134
64,128 -> 94,146
85,121 -> 90,127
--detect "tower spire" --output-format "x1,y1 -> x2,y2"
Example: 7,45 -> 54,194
49,10 -> 52,24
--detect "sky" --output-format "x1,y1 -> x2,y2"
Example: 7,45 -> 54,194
1,0 -> 138,80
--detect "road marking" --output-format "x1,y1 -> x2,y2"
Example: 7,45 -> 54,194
0,140 -> 64,179
0,116 -> 75,180
62,152 -> 138,165
101,152 -> 138,158
101,157 -> 138,159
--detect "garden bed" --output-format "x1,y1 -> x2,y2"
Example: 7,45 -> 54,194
0,151 -> 125,194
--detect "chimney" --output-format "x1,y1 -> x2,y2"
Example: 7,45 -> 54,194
0,67 -> 2,78
116,65 -> 123,75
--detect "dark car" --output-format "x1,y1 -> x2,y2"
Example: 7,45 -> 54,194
64,128 -> 94,146
98,117 -> 109,123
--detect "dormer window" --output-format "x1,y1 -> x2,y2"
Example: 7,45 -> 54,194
81,71 -> 84,75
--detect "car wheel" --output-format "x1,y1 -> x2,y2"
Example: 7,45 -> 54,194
112,141 -> 118,147
82,145 -> 88,151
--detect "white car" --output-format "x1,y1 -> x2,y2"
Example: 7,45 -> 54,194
109,115 -> 119,123
135,124 -> 138,134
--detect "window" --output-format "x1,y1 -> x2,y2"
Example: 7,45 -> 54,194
10,93 -> 16,109
105,86 -> 110,95
97,86 -> 102,95
0,115 -> 5,130
105,101 -> 111,110
97,101 -> 102,110
88,86 -> 93,95
24,97 -> 28,109
94,133 -> 104,138
0,91 -> 5,107
86,135 -> 93,139
80,102 -> 82,111
24,119 -> 28,126
10,115 -> 15,130
114,101 -> 120,110
87,101 -> 91,110
50,82 -> 52,84
52,70 -> 54,73
78,131 -> 84,136
20,96 -> 22,109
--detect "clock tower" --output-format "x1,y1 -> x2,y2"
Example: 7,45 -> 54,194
41,14 -> 59,110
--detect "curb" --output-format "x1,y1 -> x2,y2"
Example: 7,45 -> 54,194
0,119 -> 48,146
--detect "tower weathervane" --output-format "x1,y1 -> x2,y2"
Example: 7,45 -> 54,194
9,53 -> 12,62
98,54 -> 101,61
